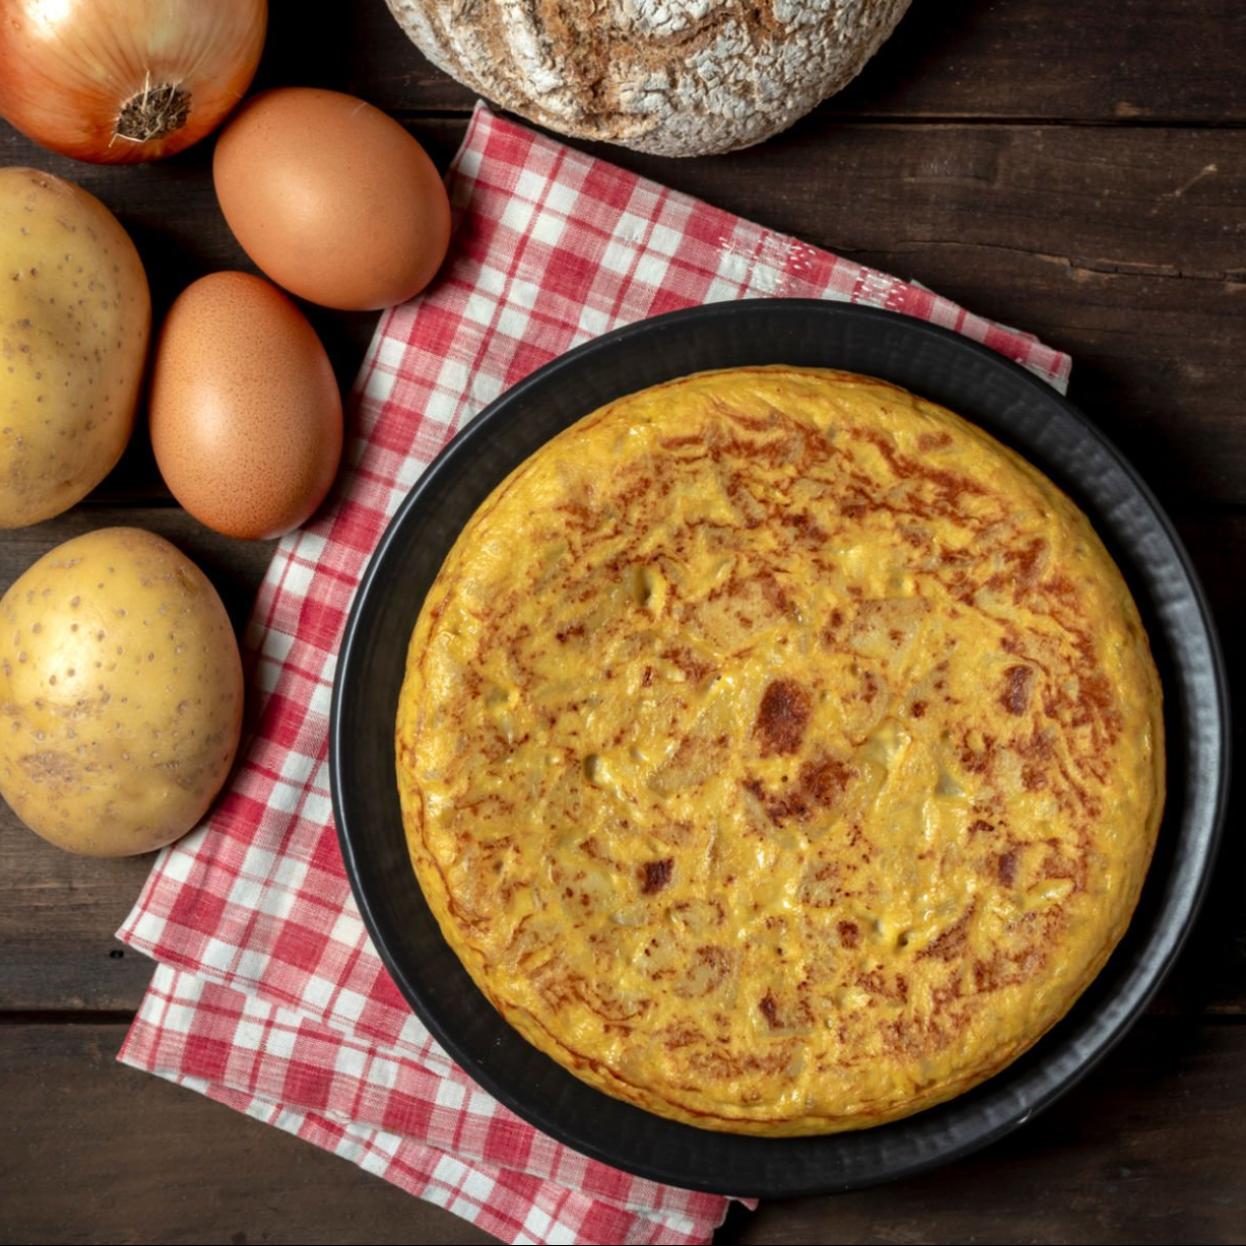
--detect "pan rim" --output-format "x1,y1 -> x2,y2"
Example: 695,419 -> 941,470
330,299 -> 1229,1197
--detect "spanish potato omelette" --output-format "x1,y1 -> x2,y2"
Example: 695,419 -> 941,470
395,366 -> 1164,1135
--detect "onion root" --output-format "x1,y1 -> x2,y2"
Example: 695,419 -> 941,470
115,80 -> 191,144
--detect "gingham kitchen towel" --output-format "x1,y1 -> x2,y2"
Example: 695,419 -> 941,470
116,101 -> 1072,1246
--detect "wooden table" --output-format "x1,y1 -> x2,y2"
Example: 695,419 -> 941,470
2,3 -> 1243,1243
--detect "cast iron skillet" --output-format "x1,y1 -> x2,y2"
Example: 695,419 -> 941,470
330,300 -> 1228,1197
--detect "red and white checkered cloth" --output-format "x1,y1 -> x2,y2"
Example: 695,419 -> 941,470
116,101 -> 1071,1246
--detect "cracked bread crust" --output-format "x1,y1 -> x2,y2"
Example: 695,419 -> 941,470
385,0 -> 912,156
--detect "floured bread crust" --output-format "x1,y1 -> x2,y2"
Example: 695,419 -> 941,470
385,0 -> 912,156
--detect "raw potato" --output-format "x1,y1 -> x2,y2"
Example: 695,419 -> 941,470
0,168 -> 150,527
0,528 -> 244,856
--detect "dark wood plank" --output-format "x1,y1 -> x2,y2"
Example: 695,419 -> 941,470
570,119 -> 1246,511
3,130 -> 1242,1009
261,0 -> 1246,125
1,1017 -> 1242,1244
0,505 -> 1240,1015
0,3 -> 1240,1241
0,835 -> 153,1012
728,1019 -> 1246,1245
3,118 -> 1244,506
0,1023 -> 494,1245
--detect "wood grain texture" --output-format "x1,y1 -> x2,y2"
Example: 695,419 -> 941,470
571,120 -> 1246,510
1,0 -> 1242,1241
3,118 -> 1242,505
0,1024 -> 494,1246
727,1020 -> 1246,1245
0,510 -> 1240,1016
1,1018 -> 1243,1245
262,0 -> 1246,124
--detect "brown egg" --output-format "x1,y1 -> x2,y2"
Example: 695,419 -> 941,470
213,87 -> 452,311
149,272 -> 343,540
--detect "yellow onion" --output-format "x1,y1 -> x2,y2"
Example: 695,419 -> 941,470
0,0 -> 267,163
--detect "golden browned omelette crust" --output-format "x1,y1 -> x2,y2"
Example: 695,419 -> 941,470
395,367 -> 1164,1135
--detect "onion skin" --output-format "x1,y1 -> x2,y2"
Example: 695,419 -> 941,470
0,0 -> 267,164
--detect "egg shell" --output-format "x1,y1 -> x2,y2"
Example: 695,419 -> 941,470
213,87 -> 452,311
149,271 -> 343,540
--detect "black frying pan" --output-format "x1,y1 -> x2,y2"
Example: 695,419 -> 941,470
330,300 -> 1228,1197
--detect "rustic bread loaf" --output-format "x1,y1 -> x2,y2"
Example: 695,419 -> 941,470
385,0 -> 912,157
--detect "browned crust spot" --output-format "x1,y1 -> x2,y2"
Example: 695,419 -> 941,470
745,754 -> 854,826
639,858 -> 674,894
758,990 -> 780,1028
754,678 -> 811,756
1001,664 -> 1034,715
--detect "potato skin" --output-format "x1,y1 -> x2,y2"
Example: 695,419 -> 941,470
0,528 -> 243,856
0,168 -> 150,528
